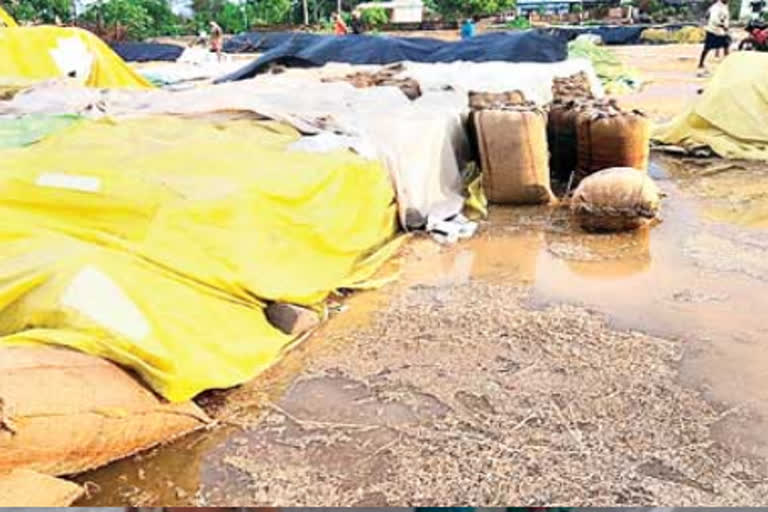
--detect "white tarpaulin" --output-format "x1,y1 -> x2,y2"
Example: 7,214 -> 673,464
0,59 -> 602,230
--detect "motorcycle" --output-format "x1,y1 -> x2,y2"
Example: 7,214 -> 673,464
739,18 -> 768,51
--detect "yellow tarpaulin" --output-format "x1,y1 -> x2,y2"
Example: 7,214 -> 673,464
653,52 -> 768,160
0,26 -> 151,88
0,117 -> 399,401
0,5 -> 17,27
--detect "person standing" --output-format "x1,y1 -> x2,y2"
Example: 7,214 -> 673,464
350,10 -> 365,35
209,21 -> 224,62
460,18 -> 476,39
698,0 -> 730,76
333,12 -> 349,35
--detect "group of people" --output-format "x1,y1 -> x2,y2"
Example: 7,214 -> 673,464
332,10 -> 366,35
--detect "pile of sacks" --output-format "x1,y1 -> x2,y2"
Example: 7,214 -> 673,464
321,64 -> 422,100
0,346 -> 210,505
469,87 -> 659,232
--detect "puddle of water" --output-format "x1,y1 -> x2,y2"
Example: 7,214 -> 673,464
76,156 -> 768,503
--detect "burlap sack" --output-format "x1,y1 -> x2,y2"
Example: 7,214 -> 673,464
548,100 -> 587,183
0,346 -> 210,476
571,167 -> 660,232
468,90 -> 528,111
576,108 -> 650,183
552,72 -> 594,102
0,469 -> 83,506
475,107 -> 555,205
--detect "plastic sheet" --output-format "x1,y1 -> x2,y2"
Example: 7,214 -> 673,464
0,5 -> 17,27
217,31 -> 568,82
0,116 -> 398,401
0,26 -> 152,88
653,52 -> 768,160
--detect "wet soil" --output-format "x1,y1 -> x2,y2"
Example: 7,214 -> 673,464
74,45 -> 768,506
75,155 -> 768,506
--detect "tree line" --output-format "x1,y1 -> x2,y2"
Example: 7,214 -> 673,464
3,0 -> 515,39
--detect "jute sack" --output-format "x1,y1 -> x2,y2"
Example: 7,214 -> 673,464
576,108 -> 650,183
0,346 -> 210,476
552,72 -> 594,102
548,99 -> 591,183
468,90 -> 527,111
571,167 -> 660,232
0,469 -> 83,506
475,107 -> 555,205
467,91 -> 529,159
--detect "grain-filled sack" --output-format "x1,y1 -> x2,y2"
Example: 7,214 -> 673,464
468,90 -> 527,111
552,72 -> 594,102
0,469 -> 84,506
0,346 -> 210,476
571,167 -> 660,232
548,100 -> 590,183
475,107 -> 554,205
576,108 -> 650,182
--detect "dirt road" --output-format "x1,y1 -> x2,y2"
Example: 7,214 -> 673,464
75,44 -> 768,506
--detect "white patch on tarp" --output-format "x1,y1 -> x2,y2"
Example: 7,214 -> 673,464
49,36 -> 93,83
36,173 -> 101,193
62,266 -> 151,342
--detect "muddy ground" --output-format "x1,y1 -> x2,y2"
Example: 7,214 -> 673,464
75,45 -> 768,506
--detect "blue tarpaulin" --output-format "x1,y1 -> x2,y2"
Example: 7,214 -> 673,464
216,30 -> 568,82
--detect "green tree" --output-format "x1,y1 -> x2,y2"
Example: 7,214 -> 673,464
429,0 -> 516,21
82,0 -> 153,39
6,0 -> 71,23
193,0 -> 292,30
360,6 -> 388,28
80,0 -> 181,39
250,0 -> 292,25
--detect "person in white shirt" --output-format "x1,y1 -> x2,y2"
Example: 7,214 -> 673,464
699,0 -> 731,74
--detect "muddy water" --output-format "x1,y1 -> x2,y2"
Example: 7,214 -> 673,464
76,156 -> 768,504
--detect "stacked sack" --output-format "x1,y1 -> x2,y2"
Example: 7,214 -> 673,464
0,345 -> 210,505
575,102 -> 650,185
548,97 -> 650,185
551,71 -> 595,102
548,99 -> 591,183
468,90 -> 527,110
473,103 -> 555,205
468,81 -> 658,232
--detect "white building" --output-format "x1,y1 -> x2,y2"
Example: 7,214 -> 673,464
356,0 -> 424,23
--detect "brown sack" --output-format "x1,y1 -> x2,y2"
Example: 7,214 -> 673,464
576,109 -> 651,183
0,346 -> 210,476
548,100 -> 588,183
468,90 -> 527,111
475,107 -> 554,205
0,469 -> 84,506
552,72 -> 594,102
571,167 -> 661,232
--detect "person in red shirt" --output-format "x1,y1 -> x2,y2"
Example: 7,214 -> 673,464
333,12 -> 349,35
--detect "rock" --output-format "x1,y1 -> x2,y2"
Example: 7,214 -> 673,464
265,303 -> 321,336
